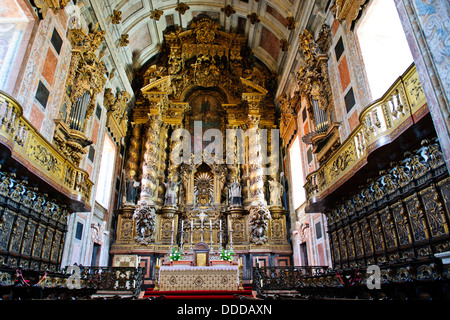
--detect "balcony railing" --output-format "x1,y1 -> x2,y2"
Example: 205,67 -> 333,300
75,266 -> 145,296
304,63 -> 427,207
253,266 -> 330,291
0,90 -> 93,211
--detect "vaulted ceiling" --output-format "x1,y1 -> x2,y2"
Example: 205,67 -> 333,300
83,0 -> 330,97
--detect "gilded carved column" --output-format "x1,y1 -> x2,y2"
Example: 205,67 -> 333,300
125,123 -> 142,199
156,122 -> 169,207
140,115 -> 162,205
246,115 -> 266,206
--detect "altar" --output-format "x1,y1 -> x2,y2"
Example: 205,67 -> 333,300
157,265 -> 240,291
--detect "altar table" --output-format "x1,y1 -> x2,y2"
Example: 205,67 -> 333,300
157,265 -> 240,291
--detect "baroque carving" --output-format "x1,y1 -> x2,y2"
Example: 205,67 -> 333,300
54,24 -> 107,165
248,204 -> 271,245
133,204 -> 157,245
331,0 -> 368,29
297,26 -> 339,163
34,0 -> 69,19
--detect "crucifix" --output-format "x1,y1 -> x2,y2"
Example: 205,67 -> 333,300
198,210 -> 208,242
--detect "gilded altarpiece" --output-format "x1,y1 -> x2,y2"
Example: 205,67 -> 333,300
111,17 -> 290,284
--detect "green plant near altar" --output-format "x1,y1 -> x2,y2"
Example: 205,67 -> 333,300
169,248 -> 183,261
220,249 -> 235,261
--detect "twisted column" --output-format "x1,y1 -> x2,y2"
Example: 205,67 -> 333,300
157,122 -> 169,206
140,115 -> 161,205
125,123 -> 142,187
247,115 -> 266,205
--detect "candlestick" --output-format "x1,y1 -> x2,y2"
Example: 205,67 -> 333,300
200,215 -> 204,242
219,219 -> 223,251
180,220 -> 184,251
190,219 -> 193,250
229,220 -> 233,250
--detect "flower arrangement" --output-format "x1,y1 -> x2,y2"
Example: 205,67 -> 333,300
220,249 -> 235,261
169,248 -> 183,261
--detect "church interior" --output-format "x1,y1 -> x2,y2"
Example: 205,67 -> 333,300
0,0 -> 449,302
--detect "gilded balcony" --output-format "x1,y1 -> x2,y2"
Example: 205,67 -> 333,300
305,63 -> 429,212
0,90 -> 93,212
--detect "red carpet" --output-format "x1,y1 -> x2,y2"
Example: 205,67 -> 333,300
143,288 -> 254,300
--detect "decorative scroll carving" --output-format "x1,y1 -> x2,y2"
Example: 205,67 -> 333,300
331,0 -> 368,29
297,26 -> 339,164
104,88 -> 131,141
54,24 -> 107,165
249,204 -> 271,245
34,0 -> 69,19
175,2 -> 190,15
133,204 -> 157,245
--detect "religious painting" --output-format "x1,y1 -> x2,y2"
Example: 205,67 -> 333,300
188,92 -> 223,151
189,93 -> 222,130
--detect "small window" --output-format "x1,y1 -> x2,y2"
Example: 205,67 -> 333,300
315,221 -> 322,239
75,222 -> 83,240
344,87 -> 355,113
334,37 -> 344,61
95,103 -> 102,119
35,80 -> 50,108
88,146 -> 95,162
50,28 -> 63,55
95,134 -> 117,208
307,148 -> 313,164
289,136 -> 306,209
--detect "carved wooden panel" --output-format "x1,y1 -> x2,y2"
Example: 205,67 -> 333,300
404,193 -> 429,242
42,228 -> 55,260
0,211 -> 15,251
9,215 -> 26,253
437,177 -> 450,223
344,225 -> 355,260
21,221 -> 37,257
419,185 -> 448,238
390,201 -> 412,246
338,229 -> 348,261
32,225 -> 46,258
369,213 -> 384,253
331,231 -> 340,264
232,218 -> 246,244
360,220 -> 373,255
379,208 -> 398,249
351,223 -> 364,257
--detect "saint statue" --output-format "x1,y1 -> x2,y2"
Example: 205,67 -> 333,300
125,172 -> 140,204
163,179 -> 180,206
228,179 -> 241,206
269,177 -> 283,207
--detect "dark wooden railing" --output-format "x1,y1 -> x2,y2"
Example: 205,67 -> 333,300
0,266 -> 144,299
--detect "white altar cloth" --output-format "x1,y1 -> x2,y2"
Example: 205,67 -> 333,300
158,265 -> 239,291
